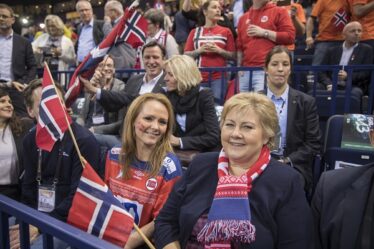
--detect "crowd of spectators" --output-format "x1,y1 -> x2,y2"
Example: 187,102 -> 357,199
0,0 -> 374,248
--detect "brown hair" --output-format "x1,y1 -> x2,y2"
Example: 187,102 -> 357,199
0,4 -> 14,17
24,78 -> 65,109
120,93 -> 174,178
264,45 -> 292,70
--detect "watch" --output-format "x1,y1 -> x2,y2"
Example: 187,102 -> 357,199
263,30 -> 269,39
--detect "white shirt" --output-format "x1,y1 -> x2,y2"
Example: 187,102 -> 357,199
0,31 -> 14,81
139,71 -> 163,95
0,127 -> 18,185
339,42 -> 359,66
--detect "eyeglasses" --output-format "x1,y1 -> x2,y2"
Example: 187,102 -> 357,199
0,14 -> 12,19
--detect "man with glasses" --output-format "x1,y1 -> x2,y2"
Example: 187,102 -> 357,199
0,4 -> 36,117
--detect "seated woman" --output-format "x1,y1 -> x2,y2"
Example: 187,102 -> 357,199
163,55 -> 220,152
184,0 -> 236,102
155,92 -> 313,248
0,89 -> 33,200
104,93 -> 182,249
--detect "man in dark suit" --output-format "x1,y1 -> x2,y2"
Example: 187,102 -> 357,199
81,41 -> 166,148
0,4 -> 36,117
319,21 -> 373,98
312,121 -> 374,249
75,0 -> 104,64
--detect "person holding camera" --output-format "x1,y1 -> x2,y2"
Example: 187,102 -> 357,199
32,15 -> 76,83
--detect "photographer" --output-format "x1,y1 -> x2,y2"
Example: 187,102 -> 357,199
32,15 -> 76,83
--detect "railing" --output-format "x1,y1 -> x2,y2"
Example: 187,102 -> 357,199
41,64 -> 374,114
0,194 -> 120,249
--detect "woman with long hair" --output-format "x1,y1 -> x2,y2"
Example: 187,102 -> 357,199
0,89 -> 33,200
104,93 -> 182,249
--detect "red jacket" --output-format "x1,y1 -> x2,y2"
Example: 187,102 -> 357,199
237,2 -> 295,67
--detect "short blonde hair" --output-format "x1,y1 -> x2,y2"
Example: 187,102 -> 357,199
220,92 -> 279,149
164,55 -> 202,94
120,93 -> 174,178
44,15 -> 65,36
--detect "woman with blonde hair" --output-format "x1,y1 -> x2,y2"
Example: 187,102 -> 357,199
163,55 -> 220,151
105,93 -> 182,248
32,14 -> 76,84
155,92 -> 312,248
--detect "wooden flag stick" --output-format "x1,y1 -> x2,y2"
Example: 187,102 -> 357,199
44,62 -> 85,169
132,224 -> 156,249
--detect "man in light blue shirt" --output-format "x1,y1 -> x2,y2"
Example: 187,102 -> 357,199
75,0 -> 104,63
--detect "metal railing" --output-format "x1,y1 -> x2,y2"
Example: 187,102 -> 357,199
0,194 -> 120,249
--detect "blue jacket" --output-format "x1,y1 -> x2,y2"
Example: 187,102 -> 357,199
155,152 -> 313,249
21,122 -> 100,221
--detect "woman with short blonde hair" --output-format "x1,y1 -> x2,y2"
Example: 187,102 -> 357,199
163,55 -> 220,151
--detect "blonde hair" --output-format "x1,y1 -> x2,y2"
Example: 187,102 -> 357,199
220,92 -> 279,149
164,55 -> 202,94
120,93 -> 174,178
44,15 -> 65,37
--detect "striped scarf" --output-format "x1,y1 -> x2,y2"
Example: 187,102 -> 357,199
197,146 -> 271,248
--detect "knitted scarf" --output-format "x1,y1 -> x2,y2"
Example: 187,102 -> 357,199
197,146 -> 271,248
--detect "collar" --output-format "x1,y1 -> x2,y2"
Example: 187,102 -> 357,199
83,18 -> 94,27
143,70 -> 164,84
342,41 -> 359,50
267,85 -> 289,101
0,30 -> 13,39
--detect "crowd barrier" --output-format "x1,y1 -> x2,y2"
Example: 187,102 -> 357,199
47,64 -> 374,114
0,194 -> 120,249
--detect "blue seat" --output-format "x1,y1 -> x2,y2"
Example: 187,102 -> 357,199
323,115 -> 374,170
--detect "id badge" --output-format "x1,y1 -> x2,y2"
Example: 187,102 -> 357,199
272,132 -> 283,155
38,185 -> 56,213
92,115 -> 105,125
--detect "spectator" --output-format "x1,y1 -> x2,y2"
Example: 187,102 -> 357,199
0,4 -> 37,117
32,15 -> 76,84
76,55 -> 125,136
305,0 -> 350,65
229,0 -> 252,28
143,8 -> 179,62
237,0 -> 295,92
105,93 -> 182,248
262,46 -> 321,193
103,0 -> 136,77
184,0 -> 236,102
348,0 -> 374,54
75,0 -> 104,63
0,89 -> 33,201
173,11 -> 196,54
163,55 -> 220,151
155,92 -> 313,248
80,41 -> 166,149
21,79 -> 100,222
319,21 -> 373,98
312,119 -> 374,249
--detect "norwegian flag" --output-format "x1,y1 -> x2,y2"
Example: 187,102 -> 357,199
67,159 -> 134,247
64,8 -> 147,107
331,8 -> 350,32
36,65 -> 72,152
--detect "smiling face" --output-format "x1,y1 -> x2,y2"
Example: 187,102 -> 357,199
265,51 -> 291,91
164,65 -> 178,92
134,100 -> 169,151
0,95 -> 14,124
143,45 -> 164,80
96,56 -> 115,85
221,107 -> 269,167
204,0 -> 222,22
46,19 -> 60,37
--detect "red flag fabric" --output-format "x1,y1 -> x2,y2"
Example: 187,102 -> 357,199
331,8 -> 350,32
67,160 -> 134,247
64,8 -> 147,107
36,65 -> 72,152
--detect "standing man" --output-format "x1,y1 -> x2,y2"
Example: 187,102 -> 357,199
237,0 -> 295,92
305,0 -> 350,65
103,0 -> 136,77
348,0 -> 374,55
75,0 -> 104,64
0,4 -> 36,117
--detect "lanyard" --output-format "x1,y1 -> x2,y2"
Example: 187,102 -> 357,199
278,99 -> 286,115
36,135 -> 67,187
